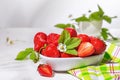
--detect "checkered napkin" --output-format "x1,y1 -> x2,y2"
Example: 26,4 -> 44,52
68,43 -> 120,80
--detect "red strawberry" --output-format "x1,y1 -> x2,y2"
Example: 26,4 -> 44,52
47,33 -> 60,46
78,42 -> 95,57
34,32 -> 47,52
34,44 -> 43,52
37,64 -> 53,77
41,48 -> 46,55
60,52 -> 77,58
65,27 -> 77,37
34,32 -> 47,44
77,34 -> 90,42
43,44 -> 60,57
90,36 -> 106,54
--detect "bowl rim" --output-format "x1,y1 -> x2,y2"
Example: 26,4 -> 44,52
40,52 -> 105,60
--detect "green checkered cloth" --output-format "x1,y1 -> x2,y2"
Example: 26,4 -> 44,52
68,43 -> 120,80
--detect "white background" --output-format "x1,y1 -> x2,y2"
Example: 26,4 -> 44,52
0,0 -> 120,30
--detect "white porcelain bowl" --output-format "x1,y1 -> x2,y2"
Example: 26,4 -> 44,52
40,52 -> 105,71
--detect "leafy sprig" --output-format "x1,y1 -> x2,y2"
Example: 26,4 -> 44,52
55,5 -> 116,30
15,48 -> 39,63
55,23 -> 75,29
100,28 -> 118,40
73,5 -> 114,24
58,30 -> 81,55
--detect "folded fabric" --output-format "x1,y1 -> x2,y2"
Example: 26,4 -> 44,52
102,43 -> 120,63
68,43 -> 120,80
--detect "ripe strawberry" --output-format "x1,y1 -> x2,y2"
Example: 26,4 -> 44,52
47,33 -> 60,46
37,64 -> 53,77
41,48 -> 46,55
34,44 -> 43,52
65,27 -> 77,37
90,36 -> 106,54
34,32 -> 47,52
78,42 -> 95,57
34,32 -> 47,44
60,52 -> 77,58
43,44 -> 60,57
77,34 -> 90,42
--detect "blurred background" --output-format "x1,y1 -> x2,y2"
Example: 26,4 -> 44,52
0,0 -> 120,29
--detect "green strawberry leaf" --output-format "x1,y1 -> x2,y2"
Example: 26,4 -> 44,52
30,51 -> 39,63
30,51 -> 36,60
103,15 -> 112,23
58,30 -> 80,55
89,5 -> 104,21
89,12 -> 102,21
55,23 -> 75,29
74,15 -> 89,22
101,28 -> 118,40
59,30 -> 70,43
98,5 -> 104,16
55,24 -> 67,29
66,49 -> 78,55
66,23 -> 75,29
15,50 -> 30,60
65,38 -> 81,49
101,28 -> 108,40
15,48 -> 39,63
25,48 -> 34,53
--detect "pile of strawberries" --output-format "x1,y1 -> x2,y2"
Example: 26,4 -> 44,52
34,27 -> 106,58
34,27 -> 107,77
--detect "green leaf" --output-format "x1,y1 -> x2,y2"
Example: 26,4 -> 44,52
101,28 -> 119,41
30,51 -> 39,63
25,48 -> 34,53
75,15 -> 89,22
89,5 -> 104,21
66,24 -> 75,29
89,12 -> 102,21
66,49 -> 78,55
15,48 -> 39,63
55,23 -> 75,29
55,24 -> 67,29
30,51 -> 36,60
103,15 -> 112,23
59,30 -> 70,43
15,50 -> 30,60
97,5 -> 104,16
65,38 -> 81,49
102,28 -> 108,32
101,28 -> 108,40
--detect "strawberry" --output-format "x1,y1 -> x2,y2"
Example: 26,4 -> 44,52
43,44 -> 60,57
34,32 -> 47,44
77,34 -> 90,42
78,42 -> 95,57
41,48 -> 46,55
65,27 -> 77,37
37,64 -> 53,77
60,52 -> 77,58
34,32 -> 47,52
34,44 -> 43,52
47,33 -> 60,46
90,36 -> 106,54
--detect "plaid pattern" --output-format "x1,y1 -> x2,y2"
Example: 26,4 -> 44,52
68,43 -> 120,80
103,43 -> 120,63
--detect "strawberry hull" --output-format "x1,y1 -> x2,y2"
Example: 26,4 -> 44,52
40,52 -> 105,71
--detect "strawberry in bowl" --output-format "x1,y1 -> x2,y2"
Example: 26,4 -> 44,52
33,28 -> 106,71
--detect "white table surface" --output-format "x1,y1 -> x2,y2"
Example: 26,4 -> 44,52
0,28 -> 119,80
